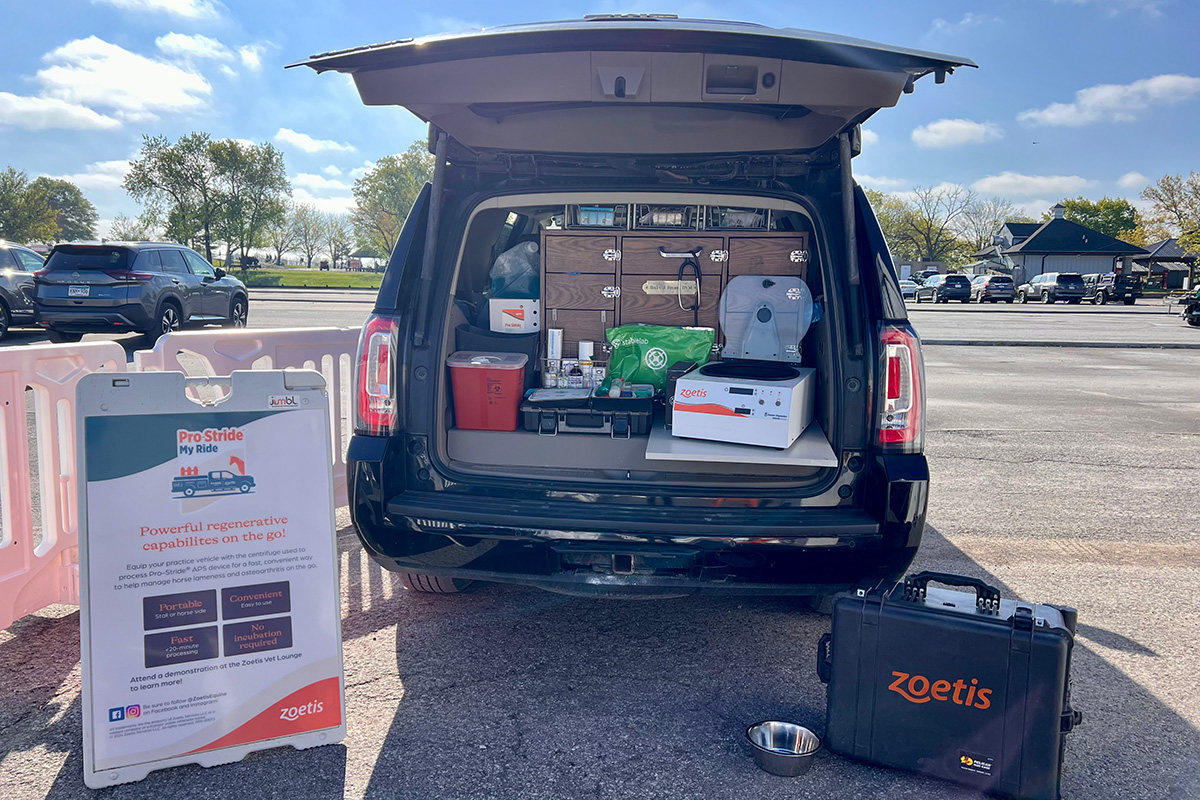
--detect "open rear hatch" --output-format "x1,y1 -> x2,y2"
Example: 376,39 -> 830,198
291,15 -> 974,158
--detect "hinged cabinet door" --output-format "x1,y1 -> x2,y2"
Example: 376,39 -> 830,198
543,234 -> 620,273
728,235 -> 810,278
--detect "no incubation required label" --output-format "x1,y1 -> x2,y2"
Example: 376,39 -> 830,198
78,373 -> 344,789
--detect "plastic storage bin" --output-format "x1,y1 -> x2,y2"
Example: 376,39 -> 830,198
447,352 -> 529,431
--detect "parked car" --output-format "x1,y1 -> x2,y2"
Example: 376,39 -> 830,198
969,274 -> 1016,303
914,273 -> 972,303
899,279 -> 918,299
0,241 -> 46,340
1017,273 -> 1086,304
305,17 -> 973,596
34,242 -> 249,343
1083,272 -> 1141,305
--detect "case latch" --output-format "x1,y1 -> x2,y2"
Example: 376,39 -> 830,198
1060,708 -> 1083,733
1012,606 -> 1034,631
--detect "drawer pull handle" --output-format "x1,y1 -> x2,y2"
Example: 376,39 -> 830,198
659,246 -> 703,259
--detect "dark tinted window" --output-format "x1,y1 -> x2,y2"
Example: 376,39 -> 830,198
132,250 -> 162,272
989,276 -> 1013,285
1058,274 -> 1084,288
945,275 -> 970,287
0,248 -> 15,269
45,246 -> 129,271
160,249 -> 189,274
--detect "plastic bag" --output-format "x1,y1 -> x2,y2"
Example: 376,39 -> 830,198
604,324 -> 714,393
489,241 -> 540,298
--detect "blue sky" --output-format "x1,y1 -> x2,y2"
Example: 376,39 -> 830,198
2,0 -> 1198,234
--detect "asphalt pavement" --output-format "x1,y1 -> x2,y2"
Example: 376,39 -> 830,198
1,294 -> 1198,799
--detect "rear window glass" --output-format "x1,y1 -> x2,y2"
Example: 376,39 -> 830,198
945,276 -> 970,286
989,276 -> 1013,284
1058,275 -> 1084,287
46,247 -> 129,271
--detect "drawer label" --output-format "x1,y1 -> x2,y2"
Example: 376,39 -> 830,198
641,280 -> 698,296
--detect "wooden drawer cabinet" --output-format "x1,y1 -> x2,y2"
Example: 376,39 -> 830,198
620,236 -> 725,275
545,272 -> 620,310
619,273 -> 720,330
543,235 -> 619,273
728,235 -> 809,278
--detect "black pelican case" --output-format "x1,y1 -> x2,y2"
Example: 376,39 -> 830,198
817,572 -> 1082,800
520,390 -> 653,437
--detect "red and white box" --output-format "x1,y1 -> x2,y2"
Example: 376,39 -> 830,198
489,299 -> 541,334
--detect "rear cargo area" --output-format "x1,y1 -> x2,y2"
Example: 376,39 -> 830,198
434,192 -> 840,489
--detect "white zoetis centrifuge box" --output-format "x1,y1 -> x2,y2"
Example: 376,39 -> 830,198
672,367 -> 816,449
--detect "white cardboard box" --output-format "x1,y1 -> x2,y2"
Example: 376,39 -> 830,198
672,367 -> 815,449
488,299 -> 541,334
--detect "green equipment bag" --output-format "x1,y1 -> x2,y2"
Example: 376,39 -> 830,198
605,325 -> 714,393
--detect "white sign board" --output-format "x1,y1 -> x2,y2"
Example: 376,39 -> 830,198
77,370 -> 345,789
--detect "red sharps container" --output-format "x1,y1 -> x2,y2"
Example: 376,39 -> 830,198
446,352 -> 529,431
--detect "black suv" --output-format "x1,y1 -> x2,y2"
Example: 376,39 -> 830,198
914,273 -> 972,303
1017,273 -> 1086,304
0,241 -> 45,340
35,242 -> 249,343
1083,272 -> 1141,305
299,18 -> 972,596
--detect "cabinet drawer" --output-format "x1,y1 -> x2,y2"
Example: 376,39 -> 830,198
619,273 -> 721,331
545,272 -> 619,310
728,235 -> 810,277
545,309 -> 615,358
543,235 -> 619,273
620,236 -> 725,275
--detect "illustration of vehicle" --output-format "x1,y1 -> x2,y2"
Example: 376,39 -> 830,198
172,470 -> 255,497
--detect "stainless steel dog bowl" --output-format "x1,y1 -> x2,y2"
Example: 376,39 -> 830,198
746,721 -> 821,777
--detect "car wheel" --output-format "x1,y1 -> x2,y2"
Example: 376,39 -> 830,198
914,293 -> 922,304
934,291 -> 943,303
224,296 -> 248,328
1187,316 -> 1200,327
145,302 -> 182,344
396,573 -> 476,594
0,303 -> 9,341
239,483 -> 251,493
1094,291 -> 1107,305
1041,291 -> 1053,304
47,327 -> 83,343
184,487 -> 196,497
1018,291 -> 1027,304
1123,298 -> 1136,306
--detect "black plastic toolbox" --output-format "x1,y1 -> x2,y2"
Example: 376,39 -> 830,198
817,572 -> 1081,800
520,390 -> 654,437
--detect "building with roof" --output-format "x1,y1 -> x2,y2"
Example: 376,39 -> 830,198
971,204 -> 1147,285
1133,238 -> 1196,290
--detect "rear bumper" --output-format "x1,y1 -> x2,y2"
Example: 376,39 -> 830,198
37,303 -> 153,331
347,437 -> 928,595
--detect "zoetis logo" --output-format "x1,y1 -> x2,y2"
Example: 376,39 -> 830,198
279,700 -> 325,722
678,388 -> 708,399
888,671 -> 993,709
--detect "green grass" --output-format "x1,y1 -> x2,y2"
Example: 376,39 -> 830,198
237,269 -> 383,289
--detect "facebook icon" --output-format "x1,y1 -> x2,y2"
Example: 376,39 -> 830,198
109,707 -> 125,722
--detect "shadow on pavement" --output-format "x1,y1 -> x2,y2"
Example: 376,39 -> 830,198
360,524 -> 1199,800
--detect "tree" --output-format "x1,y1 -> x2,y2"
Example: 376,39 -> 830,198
29,177 -> 98,241
294,204 -> 323,268
351,143 -> 434,260
864,188 -> 920,261
323,213 -> 354,269
958,197 -> 1030,255
108,213 -> 156,241
1051,196 -> 1138,241
865,185 -> 976,265
1141,172 -> 1200,255
266,202 -> 300,265
125,133 -> 223,260
0,167 -> 58,243
211,139 -> 289,265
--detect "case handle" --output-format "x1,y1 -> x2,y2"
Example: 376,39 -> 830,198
903,571 -> 1001,611
817,633 -> 832,684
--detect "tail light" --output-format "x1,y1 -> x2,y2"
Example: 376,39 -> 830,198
354,313 -> 400,436
877,324 -> 925,452
104,269 -> 157,282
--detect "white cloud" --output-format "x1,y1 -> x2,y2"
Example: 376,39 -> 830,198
924,13 -> 996,42
857,174 -> 908,190
292,187 -> 355,214
893,182 -> 968,205
1117,171 -> 1150,190
293,173 -> 351,191
38,36 -> 211,122
43,159 -> 131,191
1014,199 -> 1056,219
322,165 -> 343,177
0,91 -> 121,130
274,127 -> 355,154
912,118 -> 1004,148
218,64 -> 237,79
1018,74 -> 1200,127
238,45 -> 264,72
91,0 -> 220,19
860,129 -> 879,146
155,32 -> 231,61
971,172 -> 1094,195
349,160 -> 375,178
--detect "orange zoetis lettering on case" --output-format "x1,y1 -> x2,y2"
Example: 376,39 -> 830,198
889,671 -> 993,709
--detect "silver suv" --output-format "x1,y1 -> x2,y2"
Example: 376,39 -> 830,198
0,241 -> 45,340
35,242 -> 249,342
